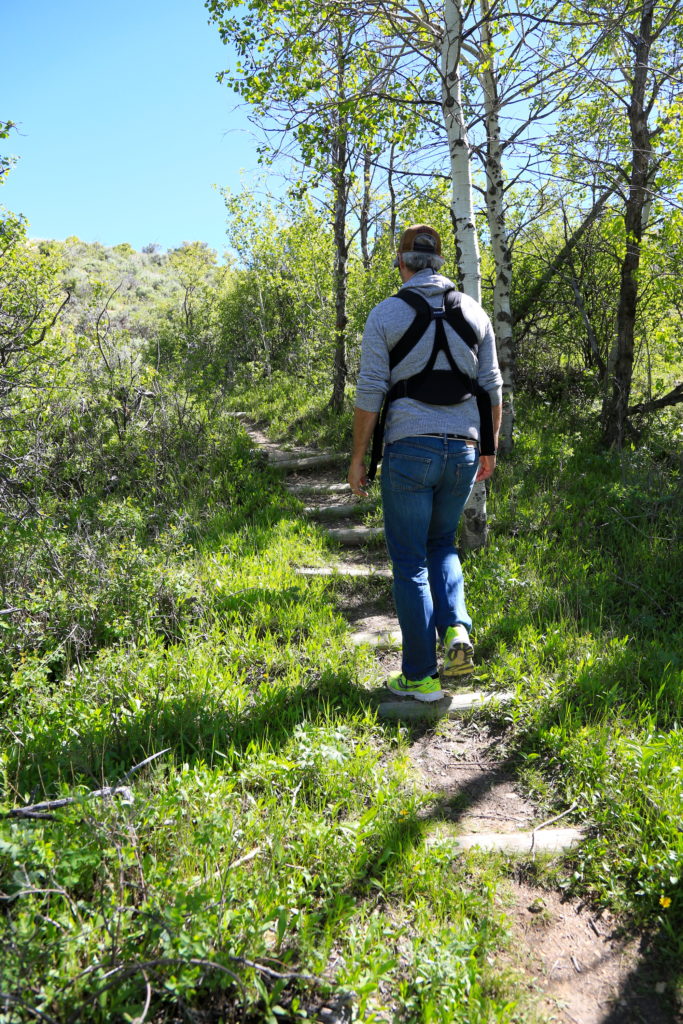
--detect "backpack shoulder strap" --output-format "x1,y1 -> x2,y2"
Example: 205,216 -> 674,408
388,289 -> 433,370
443,289 -> 480,351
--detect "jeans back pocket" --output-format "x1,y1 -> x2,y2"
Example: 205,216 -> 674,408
386,451 -> 432,492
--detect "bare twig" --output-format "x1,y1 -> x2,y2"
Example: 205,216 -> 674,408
117,748 -> 171,785
0,991 -> 60,1023
131,970 -> 152,1024
230,955 -> 325,984
529,802 -> 580,856
533,801 -> 578,833
615,575 -> 667,617
65,957 -> 247,1024
466,812 -> 530,823
228,847 -> 263,871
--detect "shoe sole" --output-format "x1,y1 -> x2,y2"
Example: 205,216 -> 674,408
443,641 -> 475,677
442,661 -> 475,677
386,684 -> 444,702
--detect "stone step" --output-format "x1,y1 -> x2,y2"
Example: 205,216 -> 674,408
304,502 -> 375,522
269,453 -> 346,472
349,628 -> 402,649
296,565 -> 392,579
326,525 -> 384,546
286,482 -> 351,496
377,690 -> 515,720
428,827 -> 584,855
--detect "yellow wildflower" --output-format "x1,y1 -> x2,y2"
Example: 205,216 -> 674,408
659,896 -> 672,909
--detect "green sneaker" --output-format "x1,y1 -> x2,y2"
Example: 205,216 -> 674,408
442,625 -> 475,677
386,671 -> 444,702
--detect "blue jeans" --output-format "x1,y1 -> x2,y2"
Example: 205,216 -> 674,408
380,435 -> 479,680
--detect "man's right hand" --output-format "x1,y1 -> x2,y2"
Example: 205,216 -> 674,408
348,459 -> 369,498
475,455 -> 496,482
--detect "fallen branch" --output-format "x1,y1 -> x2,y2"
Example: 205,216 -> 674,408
6,750 -> 173,820
5,786 -> 133,820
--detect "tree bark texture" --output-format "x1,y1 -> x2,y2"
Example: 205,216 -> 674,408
478,0 -> 514,454
330,36 -> 350,413
440,0 -> 486,547
360,150 -> 372,269
388,143 -> 397,242
441,0 -> 481,301
601,0 -> 654,448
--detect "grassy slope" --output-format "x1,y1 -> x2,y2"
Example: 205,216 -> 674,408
1,375 -> 681,1022
1,413 -> 516,1023
228,375 -> 683,973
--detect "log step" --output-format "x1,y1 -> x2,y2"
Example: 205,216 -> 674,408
269,453 -> 346,472
296,565 -> 392,579
304,502 -> 374,521
349,629 -> 401,648
377,690 -> 514,720
428,827 -> 584,855
286,482 -> 351,496
326,526 -> 384,546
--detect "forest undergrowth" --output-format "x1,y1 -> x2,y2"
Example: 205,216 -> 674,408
1,363 -> 682,1021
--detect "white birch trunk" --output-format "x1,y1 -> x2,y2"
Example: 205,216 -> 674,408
441,0 -> 481,301
478,0 -> 514,454
441,0 -> 487,549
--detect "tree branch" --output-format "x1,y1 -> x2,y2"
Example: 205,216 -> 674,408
513,185 -> 616,325
628,381 -> 683,415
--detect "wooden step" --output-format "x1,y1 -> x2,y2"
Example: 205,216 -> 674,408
326,525 -> 384,546
296,565 -> 392,579
269,453 -> 346,472
286,482 -> 351,496
349,628 -> 401,648
304,502 -> 374,521
377,689 -> 514,720
429,827 -> 584,855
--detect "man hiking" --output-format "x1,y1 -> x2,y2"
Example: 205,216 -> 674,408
348,224 -> 503,701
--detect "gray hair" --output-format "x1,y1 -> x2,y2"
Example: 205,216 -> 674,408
402,251 -> 444,272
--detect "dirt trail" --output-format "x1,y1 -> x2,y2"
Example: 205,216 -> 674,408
243,417 -> 677,1024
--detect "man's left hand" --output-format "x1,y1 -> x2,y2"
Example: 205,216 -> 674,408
476,455 -> 496,482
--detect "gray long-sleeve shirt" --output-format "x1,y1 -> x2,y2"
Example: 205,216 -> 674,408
355,270 -> 503,445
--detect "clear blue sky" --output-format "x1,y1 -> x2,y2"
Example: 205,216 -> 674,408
2,0 -> 259,254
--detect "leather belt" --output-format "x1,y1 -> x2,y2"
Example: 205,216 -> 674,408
418,433 -> 477,444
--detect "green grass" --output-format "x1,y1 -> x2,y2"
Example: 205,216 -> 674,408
2,378 -> 682,1021
227,376 -> 683,970
0,409 -> 520,1023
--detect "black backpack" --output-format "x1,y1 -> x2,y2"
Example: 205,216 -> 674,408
367,287 -> 495,480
